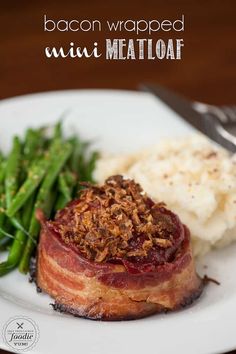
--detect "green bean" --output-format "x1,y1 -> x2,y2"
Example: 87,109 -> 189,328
78,143 -> 94,181
53,111 -> 71,140
0,226 -> 16,240
0,194 -> 5,239
0,160 -> 6,185
55,170 -> 76,210
54,193 -> 68,211
31,126 -> 50,151
0,195 -> 34,276
65,169 -> 77,198
10,216 -> 30,236
19,142 -> 72,273
58,173 -> 71,201
35,144 -> 72,214
45,188 -> 57,218
0,158 -> 6,240
23,129 -> 45,170
1,132 -> 30,236
6,135 -> 63,219
65,169 -> 77,185
54,120 -> 63,140
68,137 -> 81,174
9,129 -> 46,233
6,157 -> 51,218
0,153 -> 3,169
0,220 -> 14,250
68,139 -> 89,189
83,151 -> 99,182
5,136 -> 21,209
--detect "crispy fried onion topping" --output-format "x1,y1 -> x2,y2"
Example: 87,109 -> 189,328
51,175 -> 184,265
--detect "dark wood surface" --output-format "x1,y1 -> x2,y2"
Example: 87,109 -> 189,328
0,0 -> 235,353
0,0 -> 236,104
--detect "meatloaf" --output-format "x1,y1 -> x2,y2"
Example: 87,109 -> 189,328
36,175 -> 203,320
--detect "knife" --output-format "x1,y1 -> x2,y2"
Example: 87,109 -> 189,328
140,84 -> 236,152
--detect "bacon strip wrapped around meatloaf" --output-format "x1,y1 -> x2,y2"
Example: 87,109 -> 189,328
36,175 -> 203,320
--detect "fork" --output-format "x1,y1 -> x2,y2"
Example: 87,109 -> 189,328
193,102 -> 236,152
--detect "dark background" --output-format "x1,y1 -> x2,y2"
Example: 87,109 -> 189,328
0,0 -> 236,104
0,0 -> 236,353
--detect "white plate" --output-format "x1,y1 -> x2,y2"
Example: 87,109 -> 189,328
0,90 -> 235,354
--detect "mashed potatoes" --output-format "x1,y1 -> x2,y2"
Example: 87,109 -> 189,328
94,135 -> 236,257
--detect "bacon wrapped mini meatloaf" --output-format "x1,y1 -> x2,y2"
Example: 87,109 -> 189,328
36,175 -> 203,320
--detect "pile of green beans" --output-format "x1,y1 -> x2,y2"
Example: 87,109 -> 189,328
0,122 -> 98,276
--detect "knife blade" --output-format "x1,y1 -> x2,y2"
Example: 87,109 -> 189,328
140,84 -> 207,133
140,84 -> 236,152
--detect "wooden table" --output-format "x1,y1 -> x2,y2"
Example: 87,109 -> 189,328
0,0 -> 235,353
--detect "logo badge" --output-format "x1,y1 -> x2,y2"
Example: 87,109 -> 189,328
2,316 -> 39,352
